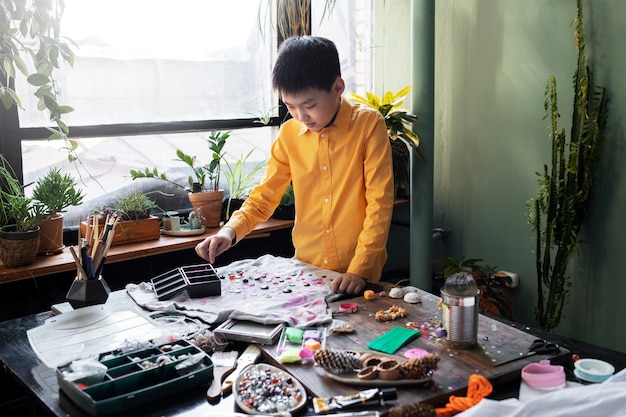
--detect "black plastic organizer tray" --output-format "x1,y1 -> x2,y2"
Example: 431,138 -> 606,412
56,339 -> 213,416
151,264 -> 221,300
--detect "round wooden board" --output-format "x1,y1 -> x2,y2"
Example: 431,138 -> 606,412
234,363 -> 308,415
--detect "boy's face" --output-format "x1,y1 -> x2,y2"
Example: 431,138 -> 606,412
281,77 -> 345,132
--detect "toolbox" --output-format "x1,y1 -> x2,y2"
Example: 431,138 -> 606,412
151,264 -> 221,300
56,339 -> 213,416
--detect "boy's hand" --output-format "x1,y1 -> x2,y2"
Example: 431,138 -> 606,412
330,273 -> 366,295
195,228 -> 235,264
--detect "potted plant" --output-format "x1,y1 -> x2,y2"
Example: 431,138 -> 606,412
81,191 -> 160,246
222,150 -> 267,221
115,190 -> 159,221
347,86 -> 423,197
31,168 -> 85,254
0,155 -> 46,267
272,182 -> 295,220
431,256 -> 513,320
526,0 -> 608,332
130,130 -> 230,228
0,0 -> 78,162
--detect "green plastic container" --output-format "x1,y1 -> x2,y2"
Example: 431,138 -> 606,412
56,340 -> 213,416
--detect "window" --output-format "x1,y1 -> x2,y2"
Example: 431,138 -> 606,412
14,0 -> 373,227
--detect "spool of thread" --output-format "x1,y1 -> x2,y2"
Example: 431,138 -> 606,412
573,358 -> 615,383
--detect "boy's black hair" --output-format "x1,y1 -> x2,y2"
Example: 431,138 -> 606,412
272,36 -> 341,95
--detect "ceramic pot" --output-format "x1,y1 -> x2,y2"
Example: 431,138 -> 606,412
188,190 -> 224,228
0,225 -> 40,267
66,276 -> 111,309
38,213 -> 65,255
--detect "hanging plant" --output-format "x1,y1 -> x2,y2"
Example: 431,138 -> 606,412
0,0 -> 77,161
526,0 -> 608,332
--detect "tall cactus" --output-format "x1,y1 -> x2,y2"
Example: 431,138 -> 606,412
527,0 -> 608,332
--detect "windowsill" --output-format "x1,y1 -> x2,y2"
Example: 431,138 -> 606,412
0,219 -> 293,284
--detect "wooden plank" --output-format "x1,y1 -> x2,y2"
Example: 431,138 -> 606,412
0,219 -> 293,284
261,289 -> 569,407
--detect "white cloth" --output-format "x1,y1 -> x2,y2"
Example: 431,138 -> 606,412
126,255 -> 338,327
457,368 -> 626,417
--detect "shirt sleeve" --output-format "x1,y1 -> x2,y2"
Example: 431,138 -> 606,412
346,114 -> 395,281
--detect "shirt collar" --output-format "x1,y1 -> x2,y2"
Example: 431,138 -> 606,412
297,98 -> 351,136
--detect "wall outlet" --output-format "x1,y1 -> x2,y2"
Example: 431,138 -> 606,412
497,271 -> 519,288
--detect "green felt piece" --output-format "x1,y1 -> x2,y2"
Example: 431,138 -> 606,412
367,326 -> 421,354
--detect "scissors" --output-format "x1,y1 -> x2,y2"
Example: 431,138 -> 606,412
494,339 -> 561,367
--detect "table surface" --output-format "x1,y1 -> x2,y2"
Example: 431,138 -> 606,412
0,219 -> 293,284
0,288 -> 570,417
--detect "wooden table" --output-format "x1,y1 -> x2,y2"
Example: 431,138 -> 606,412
0,219 -> 293,284
262,289 -> 570,407
0,288 -> 570,416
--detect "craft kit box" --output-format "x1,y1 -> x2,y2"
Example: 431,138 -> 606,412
56,339 -> 213,416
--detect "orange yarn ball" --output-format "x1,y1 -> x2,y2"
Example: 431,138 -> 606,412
364,290 -> 376,300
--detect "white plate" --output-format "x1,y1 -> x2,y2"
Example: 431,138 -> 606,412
161,226 -> 206,236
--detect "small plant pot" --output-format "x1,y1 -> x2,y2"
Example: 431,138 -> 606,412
38,213 -> 65,255
66,277 -> 111,309
188,190 -> 224,228
0,225 -> 40,267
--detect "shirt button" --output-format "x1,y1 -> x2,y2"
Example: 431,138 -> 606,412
326,229 -> 331,234
324,259 -> 329,264
324,198 -> 330,203
322,166 -> 328,171
321,133 -> 327,138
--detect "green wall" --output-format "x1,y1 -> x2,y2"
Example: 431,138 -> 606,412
433,0 -> 626,353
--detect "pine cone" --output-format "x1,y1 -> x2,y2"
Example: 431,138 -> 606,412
388,402 -> 436,417
313,348 -> 361,374
400,353 -> 440,379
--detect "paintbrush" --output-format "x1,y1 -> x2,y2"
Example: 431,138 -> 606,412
206,350 -> 239,403
221,344 -> 262,397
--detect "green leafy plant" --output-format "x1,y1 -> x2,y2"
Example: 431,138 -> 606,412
526,0 -> 608,332
223,150 -> 266,220
31,167 -> 84,215
347,86 -> 422,194
431,256 -> 513,320
114,191 -> 158,221
0,0 -> 78,161
130,130 -> 231,192
0,155 -> 45,231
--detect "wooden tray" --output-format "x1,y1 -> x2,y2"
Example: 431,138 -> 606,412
323,351 -> 432,387
325,371 -> 431,387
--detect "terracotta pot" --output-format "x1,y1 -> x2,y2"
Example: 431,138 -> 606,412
38,213 -> 65,255
188,190 -> 224,228
0,225 -> 40,267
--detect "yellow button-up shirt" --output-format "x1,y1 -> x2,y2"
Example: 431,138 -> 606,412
226,98 -> 394,282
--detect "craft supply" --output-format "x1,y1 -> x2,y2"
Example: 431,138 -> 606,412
374,305 -> 407,322
494,339 -> 560,367
573,358 -> 615,383
521,360 -> 566,389
206,350 -> 238,402
312,387 -> 397,413
222,344 -> 262,396
234,363 -> 307,415
436,374 -> 492,416
367,326 -> 421,354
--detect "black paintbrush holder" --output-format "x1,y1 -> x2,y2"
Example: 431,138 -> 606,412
66,276 -> 111,309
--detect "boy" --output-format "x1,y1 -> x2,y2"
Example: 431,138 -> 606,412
195,36 -> 394,295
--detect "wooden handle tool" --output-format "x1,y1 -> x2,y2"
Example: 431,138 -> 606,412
221,344 -> 262,397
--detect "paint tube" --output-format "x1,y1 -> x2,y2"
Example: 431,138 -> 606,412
312,387 -> 397,414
